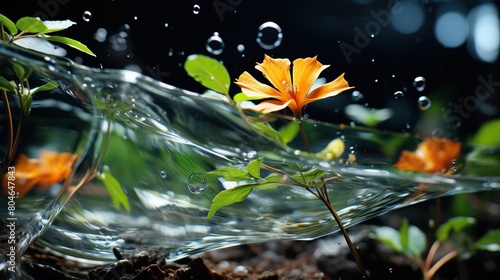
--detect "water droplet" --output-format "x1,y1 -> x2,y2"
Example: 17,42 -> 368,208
351,90 -> 364,102
237,44 -> 245,52
160,170 -> 167,179
389,267 -> 393,273
164,22 -> 169,28
94,28 -> 107,42
418,96 -> 431,110
206,33 -> 225,55
394,91 -> 404,99
193,4 -> 201,14
82,11 -> 92,22
256,21 -> 283,50
187,172 -> 207,194
413,76 -> 427,91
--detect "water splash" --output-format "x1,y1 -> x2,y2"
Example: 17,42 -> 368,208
0,44 -> 498,268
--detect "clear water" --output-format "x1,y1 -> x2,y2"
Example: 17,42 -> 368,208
0,43 -> 499,271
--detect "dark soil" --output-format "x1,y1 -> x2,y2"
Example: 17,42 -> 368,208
20,194 -> 500,280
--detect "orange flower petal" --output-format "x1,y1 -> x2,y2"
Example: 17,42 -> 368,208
255,55 -> 292,100
394,138 -> 461,174
250,99 -> 292,114
235,71 -> 285,101
292,56 -> 329,104
302,73 -> 354,107
38,150 -> 78,185
2,154 -> 41,198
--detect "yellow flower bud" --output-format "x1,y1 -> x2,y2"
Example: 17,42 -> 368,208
316,138 -> 345,160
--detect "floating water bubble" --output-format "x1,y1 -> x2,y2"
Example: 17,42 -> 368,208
351,90 -> 364,102
109,33 -> 127,51
417,96 -> 431,110
394,91 -> 404,99
206,33 -> 225,55
164,22 -> 169,28
413,76 -> 427,91
187,172 -> 207,194
256,21 -> 283,50
94,28 -> 107,42
82,11 -> 92,22
237,44 -> 245,52
193,4 -> 201,14
160,170 -> 167,179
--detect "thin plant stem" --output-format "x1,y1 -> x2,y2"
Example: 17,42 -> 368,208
426,250 -> 458,280
0,89 -> 13,177
297,117 -> 367,278
425,240 -> 441,273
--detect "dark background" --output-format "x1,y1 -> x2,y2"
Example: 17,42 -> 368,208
3,0 -> 499,139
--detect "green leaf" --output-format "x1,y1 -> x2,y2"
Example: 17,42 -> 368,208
0,76 -> 16,92
21,94 -> 32,116
41,35 -> 96,56
470,119 -> 500,147
98,171 -> 130,212
436,216 -> 476,242
475,229 -> 500,252
400,218 -> 409,249
208,167 -> 252,181
400,219 -> 427,258
184,54 -> 230,94
371,226 -> 403,253
41,20 -> 76,34
278,121 -> 299,145
0,13 -> 18,35
16,17 -> 47,33
31,80 -> 57,94
247,158 -> 262,178
249,121 -> 284,144
234,92 -> 267,103
12,62 -> 31,81
290,168 -> 326,187
207,185 -> 254,218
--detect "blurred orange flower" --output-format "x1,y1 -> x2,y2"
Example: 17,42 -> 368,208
234,55 -> 353,118
394,138 -> 461,174
2,150 -> 78,198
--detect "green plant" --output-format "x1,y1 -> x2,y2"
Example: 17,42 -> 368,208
371,217 -> 500,280
184,54 -> 367,277
0,14 -> 129,211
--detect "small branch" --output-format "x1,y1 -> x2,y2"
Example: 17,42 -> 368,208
425,240 -> 441,273
298,119 -> 311,153
426,250 -> 458,280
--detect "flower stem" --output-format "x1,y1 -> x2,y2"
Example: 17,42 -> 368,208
297,118 -> 367,278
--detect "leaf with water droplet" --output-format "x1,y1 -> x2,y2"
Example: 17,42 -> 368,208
184,54 -> 230,95
247,158 -> 262,179
0,13 -> 18,36
97,171 -> 130,212
41,35 -> 96,56
207,185 -> 255,219
436,216 -> 476,242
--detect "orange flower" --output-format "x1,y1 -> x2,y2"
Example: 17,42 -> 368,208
394,138 -> 461,174
2,150 -> 78,198
234,55 -> 353,117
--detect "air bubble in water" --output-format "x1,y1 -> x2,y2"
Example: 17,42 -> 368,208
160,170 -> 167,179
206,33 -> 225,55
82,11 -> 92,22
256,21 -> 283,50
394,91 -> 404,99
94,28 -> 107,42
351,90 -> 364,102
237,44 -> 245,52
413,76 -> 426,91
193,4 -> 201,14
417,96 -> 431,110
187,172 -> 207,194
